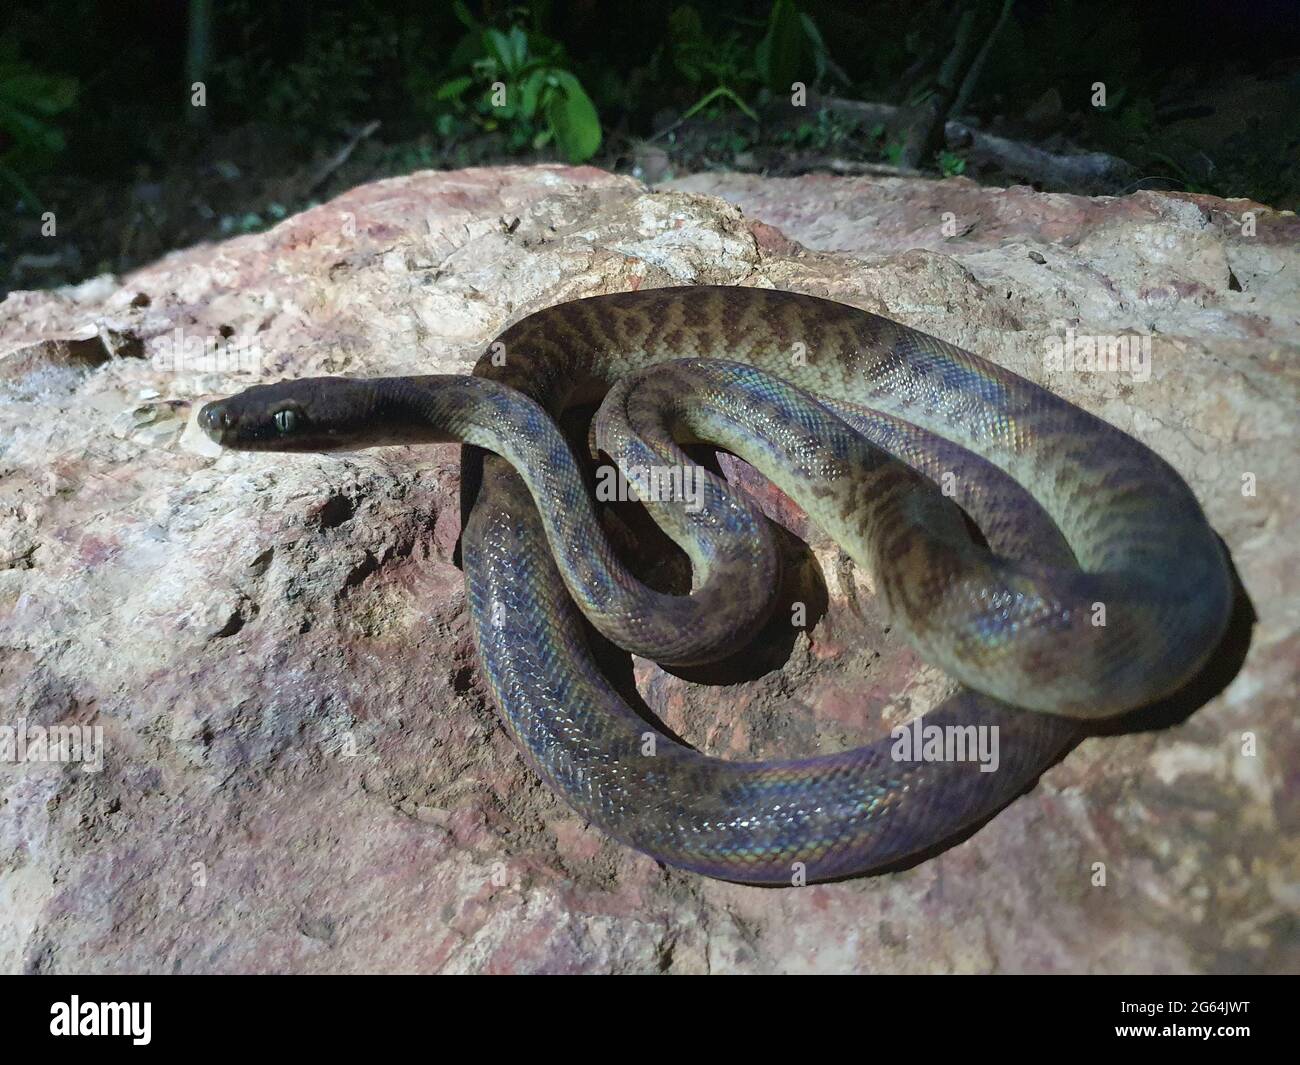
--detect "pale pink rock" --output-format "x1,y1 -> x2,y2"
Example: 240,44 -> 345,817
0,164 -> 1293,973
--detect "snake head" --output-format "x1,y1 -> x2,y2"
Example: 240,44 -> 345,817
199,377 -> 383,452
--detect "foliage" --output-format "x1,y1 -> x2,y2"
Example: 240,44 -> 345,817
0,41 -> 78,205
213,10 -> 389,138
755,0 -> 829,94
775,107 -> 858,151
663,1 -> 832,123
665,6 -> 757,92
431,2 -> 601,163
1,0 -> 1296,279
679,86 -> 760,126
936,149 -> 966,177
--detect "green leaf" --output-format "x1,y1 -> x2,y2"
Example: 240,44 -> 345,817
0,71 -> 78,114
937,150 -> 966,177
435,76 -> 473,101
799,13 -> 827,84
756,0 -> 803,94
520,70 -> 546,120
484,30 -> 513,70
680,85 -> 759,125
0,106 -> 64,153
447,28 -> 486,72
507,26 -> 529,70
0,161 -> 42,210
451,1 -> 478,31
483,27 -> 530,77
545,70 -> 601,163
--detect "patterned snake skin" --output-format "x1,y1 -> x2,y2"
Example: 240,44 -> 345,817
200,286 -> 1232,883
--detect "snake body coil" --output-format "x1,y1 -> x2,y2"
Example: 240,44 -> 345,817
201,286 -> 1231,883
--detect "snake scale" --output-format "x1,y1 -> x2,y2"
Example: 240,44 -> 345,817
200,286 -> 1232,884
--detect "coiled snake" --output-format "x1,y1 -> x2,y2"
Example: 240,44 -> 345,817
200,286 -> 1231,883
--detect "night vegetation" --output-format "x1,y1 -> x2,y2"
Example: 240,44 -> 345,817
2,1 -> 1296,291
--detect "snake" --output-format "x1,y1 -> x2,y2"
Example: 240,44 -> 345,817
199,285 -> 1232,884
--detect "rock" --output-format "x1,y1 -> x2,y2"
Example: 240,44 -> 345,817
0,164 -> 1294,973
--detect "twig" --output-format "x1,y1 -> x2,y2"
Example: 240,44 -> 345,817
305,120 -> 382,197
814,94 -> 1135,192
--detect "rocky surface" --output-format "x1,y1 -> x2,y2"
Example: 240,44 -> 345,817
0,164 -> 1295,973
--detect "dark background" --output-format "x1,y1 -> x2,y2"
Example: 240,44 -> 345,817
3,0 -> 1298,293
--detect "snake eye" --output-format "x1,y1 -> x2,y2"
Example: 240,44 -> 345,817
273,408 -> 299,434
